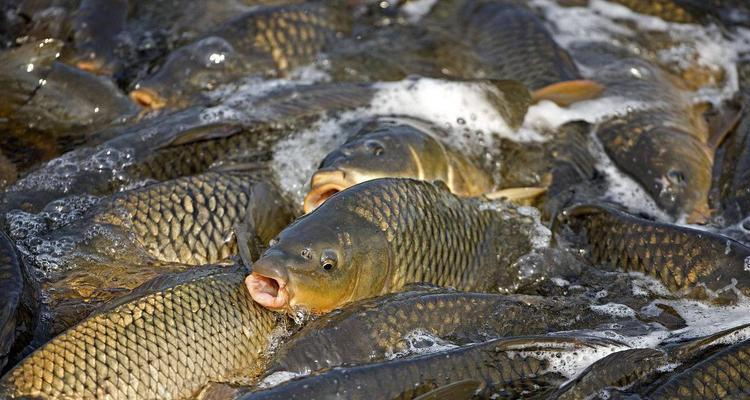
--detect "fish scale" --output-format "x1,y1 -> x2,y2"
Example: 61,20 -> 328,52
565,204 -> 750,297
94,172 -> 254,265
0,268 -> 278,399
649,338 -> 750,399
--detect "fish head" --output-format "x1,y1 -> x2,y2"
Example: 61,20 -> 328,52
303,122 -> 446,212
130,37 -> 243,109
638,128 -> 713,219
247,201 -> 390,313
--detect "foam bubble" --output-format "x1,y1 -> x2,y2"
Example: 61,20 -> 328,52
590,303 -> 637,319
385,330 -> 458,360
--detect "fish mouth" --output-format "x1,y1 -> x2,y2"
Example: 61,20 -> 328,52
245,272 -> 289,310
75,59 -> 111,75
129,87 -> 167,109
303,170 -> 350,213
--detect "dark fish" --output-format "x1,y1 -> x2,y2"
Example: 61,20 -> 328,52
431,0 -> 603,106
268,288 -> 639,375
130,3 -> 351,109
0,231 -> 23,371
0,266 -> 279,400
61,0 -> 129,74
247,178 -> 541,313
550,348 -> 667,400
648,337 -> 750,399
0,150 -> 17,191
237,336 -> 623,400
2,81 -> 376,215
560,203 -> 750,301
595,59 -> 728,222
0,38 -> 138,137
714,91 -> 750,225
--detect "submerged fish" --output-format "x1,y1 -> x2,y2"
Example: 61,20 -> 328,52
238,336 -> 622,400
431,0 -> 603,106
304,116 -> 500,212
268,288 -> 637,375
560,203 -> 750,301
130,2 -> 350,109
62,0 -> 129,74
596,59 -> 735,222
0,231 -> 23,371
0,266 -> 279,400
247,178 -> 541,313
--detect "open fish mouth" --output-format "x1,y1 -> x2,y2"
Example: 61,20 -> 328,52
245,272 -> 290,310
303,170 -> 350,213
129,87 -> 167,109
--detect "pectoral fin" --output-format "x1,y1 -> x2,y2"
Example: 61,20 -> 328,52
532,79 -> 605,107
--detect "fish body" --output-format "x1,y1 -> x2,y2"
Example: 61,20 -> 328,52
561,204 -> 750,300
248,177 -> 540,313
239,336 -> 619,400
0,231 -> 23,371
19,172 -> 292,337
596,59 -> 714,221
130,3 -> 350,108
61,0 -> 129,74
648,337 -> 750,399
304,116 -> 502,212
0,267 -> 278,399
269,289 -> 638,375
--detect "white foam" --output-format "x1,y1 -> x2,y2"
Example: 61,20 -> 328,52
655,298 -> 750,342
590,303 -> 637,319
385,330 -> 458,360
400,0 -> 438,23
507,339 -> 630,379
259,371 -> 303,389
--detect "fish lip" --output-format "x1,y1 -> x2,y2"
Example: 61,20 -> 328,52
245,272 -> 290,310
303,170 -> 349,213
129,87 -> 167,109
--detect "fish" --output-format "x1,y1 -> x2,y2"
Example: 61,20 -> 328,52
606,0 -> 702,23
714,91 -> 750,225
0,231 -> 23,371
647,337 -> 750,399
0,266 -> 280,400
430,0 -> 603,106
247,177 -> 541,313
550,348 -> 667,400
595,59 -> 738,222
61,0 -> 129,74
304,116 -> 499,213
559,203 -> 750,302
268,288 -> 640,375
130,2 -> 351,109
0,39 -> 138,137
21,171 -> 293,337
2,81 -> 376,215
235,336 -> 623,400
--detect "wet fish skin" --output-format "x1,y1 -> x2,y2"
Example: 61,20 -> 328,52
648,337 -> 750,399
561,203 -> 750,300
551,348 -> 667,400
445,0 -> 582,90
131,3 -> 350,108
248,177 -> 538,313
61,0 -> 129,74
0,231 -> 23,371
268,289 -> 638,375
239,336 -> 616,400
304,116 -> 498,212
715,91 -> 750,225
0,267 -> 278,400
596,59 -> 713,221
29,172 -> 293,337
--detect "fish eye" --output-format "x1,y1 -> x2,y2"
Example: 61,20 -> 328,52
320,249 -> 338,271
364,140 -> 385,156
269,238 -> 279,247
301,248 -> 312,260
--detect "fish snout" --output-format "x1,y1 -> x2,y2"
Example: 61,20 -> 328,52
303,169 -> 349,213
245,256 -> 291,310
129,87 -> 167,109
